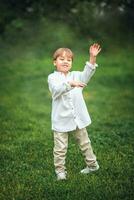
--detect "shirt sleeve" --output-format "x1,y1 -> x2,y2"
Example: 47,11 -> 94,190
79,61 -> 98,84
48,75 -> 73,100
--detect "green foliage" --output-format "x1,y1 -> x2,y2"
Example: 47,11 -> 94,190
0,22 -> 134,199
0,0 -> 134,40
1,18 -> 95,61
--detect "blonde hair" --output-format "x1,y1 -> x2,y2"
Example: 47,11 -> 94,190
53,48 -> 74,61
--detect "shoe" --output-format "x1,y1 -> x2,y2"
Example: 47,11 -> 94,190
80,163 -> 99,174
57,172 -> 67,181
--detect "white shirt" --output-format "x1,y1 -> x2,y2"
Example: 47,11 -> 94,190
48,62 -> 98,132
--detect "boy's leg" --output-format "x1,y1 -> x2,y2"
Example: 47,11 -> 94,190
53,131 -> 68,174
74,127 -> 98,167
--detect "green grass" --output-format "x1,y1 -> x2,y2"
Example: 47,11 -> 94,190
0,26 -> 134,199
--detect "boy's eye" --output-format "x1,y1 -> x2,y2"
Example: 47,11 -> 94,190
59,57 -> 72,62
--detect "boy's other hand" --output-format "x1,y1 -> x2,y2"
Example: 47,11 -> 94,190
89,43 -> 101,57
68,81 -> 87,88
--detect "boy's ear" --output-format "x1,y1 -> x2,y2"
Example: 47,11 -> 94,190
53,61 -> 56,66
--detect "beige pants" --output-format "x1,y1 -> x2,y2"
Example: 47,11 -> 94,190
53,127 -> 97,174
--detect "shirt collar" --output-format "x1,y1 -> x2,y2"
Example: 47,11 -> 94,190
54,71 -> 70,77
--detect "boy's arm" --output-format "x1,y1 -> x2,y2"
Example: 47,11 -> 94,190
79,43 -> 101,84
48,75 -> 87,100
79,62 -> 97,84
48,75 -> 73,100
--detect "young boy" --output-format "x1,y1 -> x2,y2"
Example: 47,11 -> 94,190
48,44 -> 101,180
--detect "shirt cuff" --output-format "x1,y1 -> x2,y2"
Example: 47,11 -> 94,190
86,61 -> 98,69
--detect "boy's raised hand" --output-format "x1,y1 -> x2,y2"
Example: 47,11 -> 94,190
89,43 -> 101,64
89,43 -> 101,57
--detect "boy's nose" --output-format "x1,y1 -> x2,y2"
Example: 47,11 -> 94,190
63,61 -> 68,64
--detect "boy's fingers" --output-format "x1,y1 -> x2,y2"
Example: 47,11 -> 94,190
90,46 -> 93,51
98,48 -> 102,53
79,85 -> 86,87
97,45 -> 100,49
92,43 -> 100,49
80,82 -> 87,85
79,82 -> 87,87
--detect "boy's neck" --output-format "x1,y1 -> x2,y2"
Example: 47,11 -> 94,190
57,70 -> 70,76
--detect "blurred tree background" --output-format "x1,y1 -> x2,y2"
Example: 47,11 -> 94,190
0,1 -> 134,200
0,0 -> 134,49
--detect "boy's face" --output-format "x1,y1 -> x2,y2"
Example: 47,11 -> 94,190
53,52 -> 72,75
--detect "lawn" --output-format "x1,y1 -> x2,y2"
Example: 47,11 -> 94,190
0,40 -> 134,200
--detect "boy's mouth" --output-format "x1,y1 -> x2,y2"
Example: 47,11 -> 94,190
62,65 -> 69,67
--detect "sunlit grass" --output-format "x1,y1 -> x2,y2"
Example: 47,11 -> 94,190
0,23 -> 134,199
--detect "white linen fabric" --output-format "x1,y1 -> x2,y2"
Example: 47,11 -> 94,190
48,62 -> 98,132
